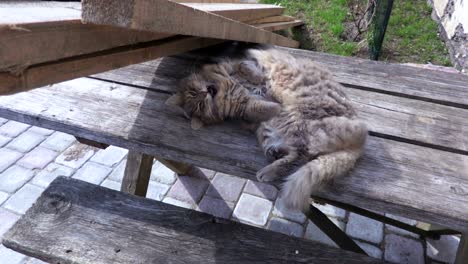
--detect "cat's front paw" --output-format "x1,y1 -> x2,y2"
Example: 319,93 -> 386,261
256,164 -> 280,182
266,145 -> 288,162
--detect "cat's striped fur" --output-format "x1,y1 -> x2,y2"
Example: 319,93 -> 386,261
167,47 -> 367,211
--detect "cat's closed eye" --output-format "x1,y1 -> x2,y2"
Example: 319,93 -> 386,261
207,84 -> 217,97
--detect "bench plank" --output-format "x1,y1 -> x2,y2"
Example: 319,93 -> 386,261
3,177 -> 384,264
93,56 -> 468,154
0,78 -> 467,231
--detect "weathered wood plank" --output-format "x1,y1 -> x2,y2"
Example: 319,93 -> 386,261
75,137 -> 110,149
0,2 -> 282,24
455,233 -> 468,264
279,48 -> 468,107
3,177 -> 384,264
345,88 -> 468,154
247,15 -> 296,24
0,78 -> 467,231
156,157 -> 206,178
182,3 -> 285,22
81,0 -> 299,48
93,56 -> 468,154
0,1 -> 283,70
0,21 -> 298,94
0,1 -> 167,71
0,1 -> 79,24
255,20 -> 304,32
0,36 -> 223,95
122,152 -> 153,196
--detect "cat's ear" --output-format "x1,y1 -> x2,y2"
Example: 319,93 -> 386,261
165,92 -> 183,107
190,117 -> 204,130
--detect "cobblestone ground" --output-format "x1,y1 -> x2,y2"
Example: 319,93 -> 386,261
0,119 -> 460,263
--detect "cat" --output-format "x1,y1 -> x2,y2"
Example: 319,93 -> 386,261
166,47 -> 367,211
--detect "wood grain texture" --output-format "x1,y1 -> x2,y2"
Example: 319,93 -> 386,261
254,20 -> 304,32
81,0 -> 299,47
75,137 -> 110,149
247,15 -> 296,24
122,152 -> 153,196
455,233 -> 468,264
0,1 -> 284,70
182,3 -> 284,22
3,177 -> 384,264
157,157 -> 200,176
278,47 -> 468,108
93,56 -> 468,154
0,1 -> 79,24
0,36 -> 223,95
0,78 -> 467,231
0,21 -> 170,71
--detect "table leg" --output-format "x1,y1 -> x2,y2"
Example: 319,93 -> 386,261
156,157 -> 206,178
307,204 -> 366,255
121,151 -> 153,196
455,233 -> 467,264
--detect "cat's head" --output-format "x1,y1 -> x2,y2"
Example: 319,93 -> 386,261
166,64 -> 281,130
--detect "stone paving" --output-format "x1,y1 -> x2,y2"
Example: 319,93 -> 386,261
0,119 -> 461,263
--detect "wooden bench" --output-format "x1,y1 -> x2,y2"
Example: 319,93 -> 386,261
1,43 -> 468,262
3,176 -> 385,264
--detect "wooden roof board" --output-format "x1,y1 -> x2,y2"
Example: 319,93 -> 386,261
81,0 -> 299,47
0,1 -> 296,70
0,21 -> 300,94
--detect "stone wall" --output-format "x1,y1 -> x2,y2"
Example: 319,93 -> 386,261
430,0 -> 468,71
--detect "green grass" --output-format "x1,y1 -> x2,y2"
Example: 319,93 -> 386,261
261,0 -> 358,56
261,0 -> 451,65
382,0 -> 451,65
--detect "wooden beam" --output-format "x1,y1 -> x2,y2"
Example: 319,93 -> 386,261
247,15 -> 296,24
0,19 -> 301,95
156,157 -> 207,178
0,1 -> 284,71
81,0 -> 299,48
0,36 -> 223,95
121,152 -> 153,196
307,204 -> 366,254
182,3 -> 284,22
75,137 -> 109,149
255,20 -> 304,32
455,233 -> 468,264
3,177 -> 385,264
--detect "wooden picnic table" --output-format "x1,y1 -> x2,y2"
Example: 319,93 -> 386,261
1,44 -> 468,262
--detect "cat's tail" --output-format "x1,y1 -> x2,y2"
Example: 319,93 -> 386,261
281,148 -> 363,211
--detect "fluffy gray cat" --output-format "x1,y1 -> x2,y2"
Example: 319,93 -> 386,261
167,47 -> 367,211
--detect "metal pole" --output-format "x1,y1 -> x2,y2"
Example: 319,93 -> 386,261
368,0 -> 394,60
